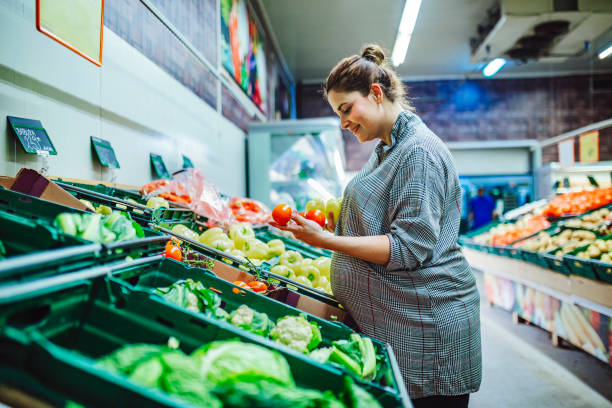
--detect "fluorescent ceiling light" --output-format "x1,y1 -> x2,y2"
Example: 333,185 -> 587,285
598,43 -> 612,60
391,0 -> 422,66
482,58 -> 506,77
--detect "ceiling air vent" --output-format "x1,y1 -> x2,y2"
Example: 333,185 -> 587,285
471,0 -> 612,65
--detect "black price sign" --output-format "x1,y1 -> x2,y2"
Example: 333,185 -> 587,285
91,136 -> 120,168
7,116 -> 57,155
150,153 -> 170,178
182,154 -> 194,169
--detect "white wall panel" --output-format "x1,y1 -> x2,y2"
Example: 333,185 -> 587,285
450,148 -> 531,176
0,0 -> 246,196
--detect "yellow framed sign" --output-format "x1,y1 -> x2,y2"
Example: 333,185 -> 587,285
579,130 -> 599,164
36,0 -> 104,66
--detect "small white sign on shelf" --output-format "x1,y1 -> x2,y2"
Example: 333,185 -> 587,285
558,139 -> 575,168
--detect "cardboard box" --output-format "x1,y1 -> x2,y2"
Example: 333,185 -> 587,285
2,168 -> 90,212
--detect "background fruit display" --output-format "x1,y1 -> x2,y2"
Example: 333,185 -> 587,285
541,187 -> 612,218
517,229 -> 597,257
473,215 -> 550,246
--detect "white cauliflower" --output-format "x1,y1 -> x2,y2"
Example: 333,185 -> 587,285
230,305 -> 255,327
270,315 -> 321,353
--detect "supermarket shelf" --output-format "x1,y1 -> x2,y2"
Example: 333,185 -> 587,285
464,248 -> 612,309
464,248 -> 572,298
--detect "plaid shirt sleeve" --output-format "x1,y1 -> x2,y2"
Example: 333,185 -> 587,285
386,146 -> 443,272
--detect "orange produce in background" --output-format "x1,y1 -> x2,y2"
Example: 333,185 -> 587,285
490,216 -> 551,246
542,188 -> 612,218
230,197 -> 271,224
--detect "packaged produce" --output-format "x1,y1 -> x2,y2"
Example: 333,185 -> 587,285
230,197 -> 272,224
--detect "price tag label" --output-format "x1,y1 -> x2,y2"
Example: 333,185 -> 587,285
91,136 -> 120,168
150,153 -> 170,178
182,154 -> 194,169
7,116 -> 57,155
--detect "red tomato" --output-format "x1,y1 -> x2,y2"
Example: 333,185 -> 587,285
165,244 -> 182,262
248,281 -> 268,293
306,209 -> 326,227
232,281 -> 250,294
272,204 -> 292,225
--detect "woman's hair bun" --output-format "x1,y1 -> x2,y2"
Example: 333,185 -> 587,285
361,44 -> 385,65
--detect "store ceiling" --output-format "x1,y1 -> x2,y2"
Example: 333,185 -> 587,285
259,0 -> 612,82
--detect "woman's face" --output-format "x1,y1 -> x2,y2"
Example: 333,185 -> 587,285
327,88 -> 384,143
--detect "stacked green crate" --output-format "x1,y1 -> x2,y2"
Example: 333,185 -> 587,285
0,188 -> 169,269
55,181 -> 192,228
564,235 -> 612,282
0,265 -> 408,408
106,256 -> 405,397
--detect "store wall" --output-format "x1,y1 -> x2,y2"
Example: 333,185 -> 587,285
0,0 -> 247,195
298,74 -> 612,171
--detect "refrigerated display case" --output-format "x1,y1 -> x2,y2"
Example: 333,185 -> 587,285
248,118 -> 346,210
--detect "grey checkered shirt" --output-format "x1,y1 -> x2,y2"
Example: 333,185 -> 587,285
331,110 -> 482,398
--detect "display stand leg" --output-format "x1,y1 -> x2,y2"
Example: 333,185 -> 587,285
552,328 -> 560,348
512,311 -> 519,325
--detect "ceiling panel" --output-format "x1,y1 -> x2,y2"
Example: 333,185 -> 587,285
259,0 -> 612,82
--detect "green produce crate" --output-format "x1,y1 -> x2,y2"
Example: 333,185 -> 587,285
54,179 -> 143,202
519,249 -> 551,269
107,256 -> 404,396
55,181 -> 190,227
460,220 -> 503,240
0,186 -> 164,239
151,220 -> 254,272
563,254 -> 598,280
0,210 -> 85,255
590,259 -> 612,284
0,234 -> 170,288
541,251 -> 571,275
151,221 -> 343,309
0,278 -> 407,408
563,234 -> 612,281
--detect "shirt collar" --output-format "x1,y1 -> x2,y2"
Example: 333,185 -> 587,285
375,110 -> 419,155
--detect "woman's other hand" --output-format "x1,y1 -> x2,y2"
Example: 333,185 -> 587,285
270,211 -> 328,248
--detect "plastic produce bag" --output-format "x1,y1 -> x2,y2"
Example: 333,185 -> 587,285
142,169 -> 235,227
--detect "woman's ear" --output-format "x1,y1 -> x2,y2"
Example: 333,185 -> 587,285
369,84 -> 383,103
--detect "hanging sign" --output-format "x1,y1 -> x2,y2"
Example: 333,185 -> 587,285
150,153 -> 170,179
7,116 -> 57,155
36,0 -> 104,66
558,139 -> 574,168
182,155 -> 194,169
91,136 -> 119,168
579,130 -> 599,164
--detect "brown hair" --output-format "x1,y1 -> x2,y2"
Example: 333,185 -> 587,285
323,44 -> 413,110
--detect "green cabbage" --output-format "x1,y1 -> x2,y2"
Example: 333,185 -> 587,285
192,340 -> 294,387
155,279 -> 229,320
